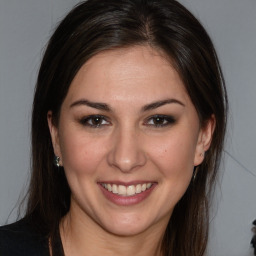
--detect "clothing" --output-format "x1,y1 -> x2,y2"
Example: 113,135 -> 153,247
0,218 -> 49,256
252,219 -> 256,256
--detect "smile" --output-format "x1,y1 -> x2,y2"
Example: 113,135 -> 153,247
101,183 -> 153,197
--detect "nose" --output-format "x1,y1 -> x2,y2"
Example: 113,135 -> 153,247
107,126 -> 147,173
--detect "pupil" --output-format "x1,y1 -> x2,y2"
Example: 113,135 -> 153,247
92,117 -> 101,125
154,117 -> 164,124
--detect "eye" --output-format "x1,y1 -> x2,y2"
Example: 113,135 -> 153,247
145,115 -> 175,127
80,115 -> 110,128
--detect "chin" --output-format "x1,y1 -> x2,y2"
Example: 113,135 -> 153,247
99,211 -> 164,237
105,224 -> 148,237
97,214 -> 148,236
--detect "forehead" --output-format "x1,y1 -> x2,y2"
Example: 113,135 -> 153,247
64,46 -> 189,106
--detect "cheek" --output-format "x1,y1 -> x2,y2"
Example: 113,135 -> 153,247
146,131 -> 197,178
59,130 -> 107,176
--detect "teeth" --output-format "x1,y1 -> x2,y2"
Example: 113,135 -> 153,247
107,184 -> 112,192
101,183 -> 153,197
112,184 -> 118,194
118,185 -> 126,195
136,184 -> 142,194
127,185 -> 136,196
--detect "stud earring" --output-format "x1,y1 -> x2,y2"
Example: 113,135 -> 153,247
54,155 -> 61,167
200,152 -> 205,157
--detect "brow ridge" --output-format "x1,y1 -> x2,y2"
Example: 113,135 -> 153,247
70,98 -> 184,112
142,98 -> 185,112
70,99 -> 111,111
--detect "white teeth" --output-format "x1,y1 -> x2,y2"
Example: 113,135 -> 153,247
118,185 -> 126,195
127,185 -> 136,196
107,184 -> 112,192
135,184 -> 142,193
101,183 -> 153,197
112,184 -> 118,194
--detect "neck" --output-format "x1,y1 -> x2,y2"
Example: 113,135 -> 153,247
60,206 -> 168,256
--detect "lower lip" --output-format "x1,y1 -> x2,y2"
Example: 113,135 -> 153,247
98,184 -> 157,206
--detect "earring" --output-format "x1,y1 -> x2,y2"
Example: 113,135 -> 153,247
54,155 -> 61,167
193,167 -> 198,181
200,152 -> 205,157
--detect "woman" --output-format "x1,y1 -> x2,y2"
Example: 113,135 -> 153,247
0,0 -> 228,255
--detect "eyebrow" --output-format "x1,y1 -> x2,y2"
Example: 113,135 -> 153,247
141,98 -> 185,112
70,99 -> 111,111
70,98 -> 184,112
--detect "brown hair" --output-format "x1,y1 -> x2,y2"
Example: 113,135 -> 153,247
26,0 -> 228,255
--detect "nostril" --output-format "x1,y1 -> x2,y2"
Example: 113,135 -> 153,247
107,147 -> 147,173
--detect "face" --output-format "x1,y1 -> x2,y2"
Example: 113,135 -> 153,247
48,46 -> 214,236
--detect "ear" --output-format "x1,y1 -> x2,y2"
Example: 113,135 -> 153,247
194,115 -> 216,166
47,111 -> 62,165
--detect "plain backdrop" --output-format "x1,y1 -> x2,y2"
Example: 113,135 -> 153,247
0,1 -> 255,255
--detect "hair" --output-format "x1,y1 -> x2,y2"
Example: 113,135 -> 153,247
25,0 -> 228,255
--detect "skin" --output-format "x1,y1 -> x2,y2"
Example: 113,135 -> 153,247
48,46 -> 215,256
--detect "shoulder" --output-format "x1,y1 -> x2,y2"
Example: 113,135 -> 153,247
0,218 -> 49,256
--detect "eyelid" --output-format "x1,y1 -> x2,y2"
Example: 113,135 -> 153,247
144,114 -> 176,127
78,114 -> 175,128
79,114 -> 111,128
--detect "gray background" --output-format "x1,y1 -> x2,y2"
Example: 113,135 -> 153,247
0,0 -> 255,255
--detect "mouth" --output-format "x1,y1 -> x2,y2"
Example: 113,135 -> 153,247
98,181 -> 157,206
100,182 -> 153,197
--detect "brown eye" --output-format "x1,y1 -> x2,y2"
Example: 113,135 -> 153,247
146,115 -> 175,127
91,116 -> 104,126
80,115 -> 110,128
153,116 -> 166,125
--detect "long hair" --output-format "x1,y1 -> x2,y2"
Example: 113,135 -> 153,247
26,0 -> 228,255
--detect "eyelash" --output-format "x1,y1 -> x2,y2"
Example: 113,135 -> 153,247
145,115 -> 176,127
79,115 -> 111,128
79,114 -> 176,128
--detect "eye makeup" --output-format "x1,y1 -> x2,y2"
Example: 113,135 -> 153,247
79,115 -> 111,128
77,113 -> 176,129
144,114 -> 176,127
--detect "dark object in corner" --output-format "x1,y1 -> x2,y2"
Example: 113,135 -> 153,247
251,219 -> 256,256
